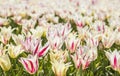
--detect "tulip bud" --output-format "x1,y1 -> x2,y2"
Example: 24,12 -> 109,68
0,54 -> 11,71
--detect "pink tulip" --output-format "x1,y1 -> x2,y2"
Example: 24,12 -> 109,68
19,55 -> 39,74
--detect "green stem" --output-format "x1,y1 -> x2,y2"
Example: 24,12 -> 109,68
76,66 -> 82,76
4,71 -> 7,76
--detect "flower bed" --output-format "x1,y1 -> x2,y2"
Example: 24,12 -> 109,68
0,0 -> 120,76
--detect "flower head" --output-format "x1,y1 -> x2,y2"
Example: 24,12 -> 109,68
19,54 -> 39,74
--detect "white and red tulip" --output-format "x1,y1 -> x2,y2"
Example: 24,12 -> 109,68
65,32 -> 80,53
47,26 -> 63,50
19,54 -> 39,74
71,46 -> 97,70
102,28 -> 117,48
21,36 -> 50,58
105,49 -> 120,72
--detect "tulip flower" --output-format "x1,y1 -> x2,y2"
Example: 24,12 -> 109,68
57,23 -> 71,40
86,34 -> 99,48
0,18 -> 7,26
92,21 -> 105,34
7,44 -> 24,58
71,46 -> 97,70
12,34 -> 25,45
65,32 -> 80,53
0,44 -> 11,71
51,59 -> 71,76
50,50 -> 68,62
115,28 -> 120,45
102,28 -> 117,48
36,42 -> 50,58
77,26 -> 89,40
0,54 -> 11,71
19,54 -> 39,74
0,26 -> 14,44
105,49 -> 120,72
47,26 -> 63,50
71,53 -> 81,69
21,36 -> 50,58
30,26 -> 47,39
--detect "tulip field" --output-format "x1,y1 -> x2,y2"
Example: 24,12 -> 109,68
0,0 -> 120,76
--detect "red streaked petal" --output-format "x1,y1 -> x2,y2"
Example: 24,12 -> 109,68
71,42 -> 74,50
114,55 -> 117,68
22,59 -> 31,73
28,60 -> 35,74
33,43 -> 40,55
38,44 -> 49,57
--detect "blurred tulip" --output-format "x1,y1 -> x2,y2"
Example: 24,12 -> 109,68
102,28 -> 117,48
36,42 -> 50,58
0,18 -> 8,26
30,26 -> 47,39
71,53 -> 81,69
0,26 -> 14,44
12,34 -> 25,45
8,44 -> 24,58
21,36 -> 50,58
51,59 -> 71,76
47,26 -> 63,50
105,49 -> 120,72
65,32 -> 80,53
57,23 -> 71,39
86,34 -> 99,48
50,50 -> 68,62
0,54 -> 11,71
19,54 -> 39,74
71,46 -> 97,70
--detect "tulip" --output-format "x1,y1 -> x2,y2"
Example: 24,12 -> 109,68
77,26 -> 89,40
21,36 -> 50,58
71,53 -> 81,69
71,46 -> 97,70
0,18 -> 7,26
102,28 -> 117,48
105,49 -> 120,72
57,23 -> 71,39
7,44 -> 24,58
86,34 -> 99,48
12,34 -> 25,45
0,27 -> 14,44
92,21 -> 105,34
0,54 -> 11,71
51,59 -> 71,76
36,42 -> 50,58
19,54 -> 39,74
30,26 -> 47,39
50,50 -> 68,62
65,32 -> 80,53
47,26 -> 63,50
